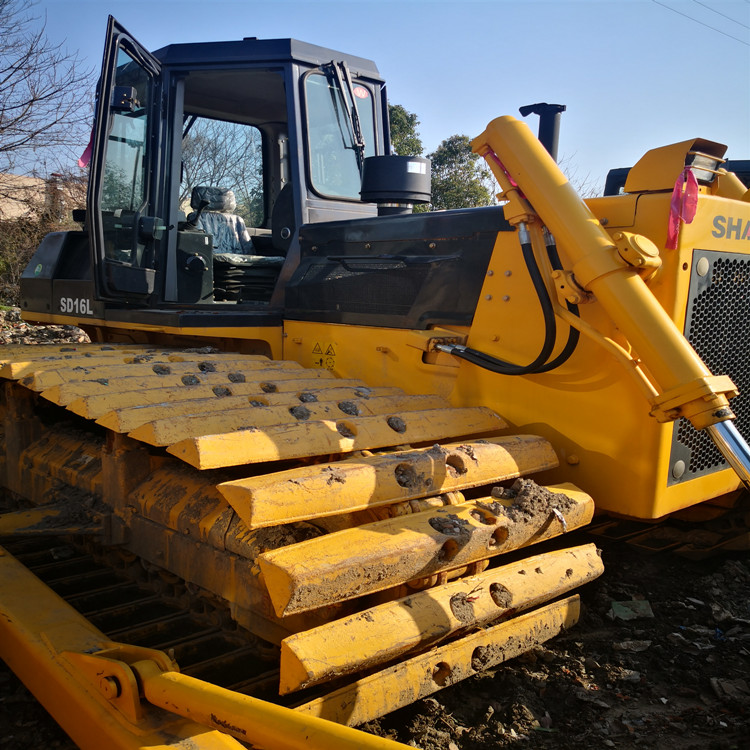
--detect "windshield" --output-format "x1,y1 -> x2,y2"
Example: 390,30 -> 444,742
304,70 -> 375,200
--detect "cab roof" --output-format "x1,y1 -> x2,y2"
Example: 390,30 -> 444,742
151,37 -> 383,80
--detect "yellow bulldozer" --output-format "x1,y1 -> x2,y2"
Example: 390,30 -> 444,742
2,16 -> 749,749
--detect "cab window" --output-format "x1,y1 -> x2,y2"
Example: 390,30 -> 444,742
304,71 -> 375,200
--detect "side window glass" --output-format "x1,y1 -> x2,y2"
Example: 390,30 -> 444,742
100,47 -> 151,263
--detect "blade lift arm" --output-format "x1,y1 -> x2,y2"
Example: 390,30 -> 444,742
441,115 -> 750,490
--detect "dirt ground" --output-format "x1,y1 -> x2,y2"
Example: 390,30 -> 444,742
1,312 -> 749,749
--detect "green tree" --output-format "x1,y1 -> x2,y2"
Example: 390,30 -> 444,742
428,134 -> 494,211
388,104 -> 423,157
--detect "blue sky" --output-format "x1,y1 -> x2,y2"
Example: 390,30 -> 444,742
37,0 -> 750,191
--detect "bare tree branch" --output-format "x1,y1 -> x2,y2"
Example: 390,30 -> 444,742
0,0 -> 94,188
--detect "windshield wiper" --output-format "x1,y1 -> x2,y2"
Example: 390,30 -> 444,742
327,60 -> 365,172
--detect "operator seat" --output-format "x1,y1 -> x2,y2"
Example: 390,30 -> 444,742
189,186 -> 252,254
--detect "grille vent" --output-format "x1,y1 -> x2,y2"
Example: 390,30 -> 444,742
671,252 -> 750,481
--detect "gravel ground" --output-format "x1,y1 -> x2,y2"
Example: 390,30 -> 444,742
1,312 -> 749,749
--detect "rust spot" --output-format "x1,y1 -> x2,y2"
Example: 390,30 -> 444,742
446,454 -> 467,477
228,372 -> 246,383
338,400 -> 361,416
152,364 -> 171,375
199,361 -> 217,372
322,466 -> 346,485
298,392 -> 318,402
212,386 -> 232,397
449,592 -> 476,624
429,514 -> 469,536
490,582 -> 512,607
432,661 -> 452,686
337,421 -> 356,438
488,526 -> 509,549
457,444 -> 478,461
387,415 -> 407,433
260,382 -> 277,393
354,387 -> 373,399
249,399 -> 267,407
290,405 -> 311,420
181,374 -> 200,385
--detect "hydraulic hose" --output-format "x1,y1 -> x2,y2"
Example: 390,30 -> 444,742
437,225 -> 580,376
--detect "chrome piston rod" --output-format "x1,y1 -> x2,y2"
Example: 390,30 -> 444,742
706,420 -> 750,491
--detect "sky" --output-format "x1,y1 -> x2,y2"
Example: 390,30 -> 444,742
35,0 -> 750,192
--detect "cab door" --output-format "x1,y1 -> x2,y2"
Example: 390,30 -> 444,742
88,17 -> 163,300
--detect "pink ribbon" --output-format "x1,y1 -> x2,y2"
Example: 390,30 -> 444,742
78,127 -> 94,168
666,167 -> 698,249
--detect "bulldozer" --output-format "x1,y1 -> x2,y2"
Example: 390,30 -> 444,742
2,15 -> 750,749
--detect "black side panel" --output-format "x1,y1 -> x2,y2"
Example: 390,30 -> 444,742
285,206 -> 509,329
20,232 -> 102,317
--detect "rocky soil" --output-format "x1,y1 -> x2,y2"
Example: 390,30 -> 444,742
1,312 -> 749,749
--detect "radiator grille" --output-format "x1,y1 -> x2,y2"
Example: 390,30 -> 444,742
671,252 -> 750,481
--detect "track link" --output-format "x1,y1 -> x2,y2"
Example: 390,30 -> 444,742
0,343 -> 603,739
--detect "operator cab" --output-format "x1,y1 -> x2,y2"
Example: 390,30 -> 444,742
24,17 -> 388,323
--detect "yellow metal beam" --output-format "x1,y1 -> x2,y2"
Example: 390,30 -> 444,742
168,406 -> 506,469
219,435 -> 558,529
41,367 -> 335,406
125,393 -> 448,445
259,482 -> 593,615
0,546 -> 246,750
135,659 -> 412,750
0,347 -> 278,380
68,379 -> 376,419
280,544 -> 601,693
295,596 -> 580,726
22,357 -> 300,391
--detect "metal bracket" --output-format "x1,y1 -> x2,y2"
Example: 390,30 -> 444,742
62,644 -> 177,724
406,329 -> 468,353
550,269 -> 592,306
613,231 -> 662,278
